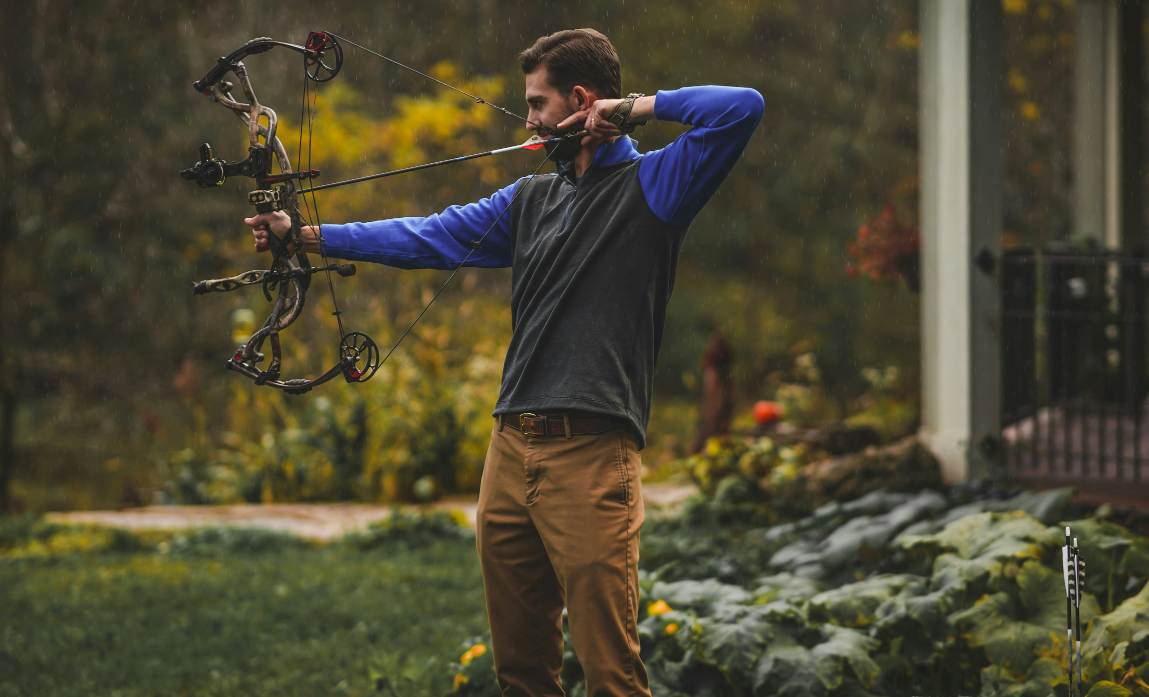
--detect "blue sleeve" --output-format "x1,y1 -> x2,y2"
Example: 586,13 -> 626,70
638,86 -> 764,227
317,178 -> 525,269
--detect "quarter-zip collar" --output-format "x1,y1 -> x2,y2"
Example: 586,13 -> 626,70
555,136 -> 641,185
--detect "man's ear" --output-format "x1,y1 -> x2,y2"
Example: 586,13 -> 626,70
570,85 -> 593,111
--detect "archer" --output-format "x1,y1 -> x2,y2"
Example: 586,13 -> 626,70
246,28 -> 762,696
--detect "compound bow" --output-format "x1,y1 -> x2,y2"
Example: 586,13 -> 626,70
181,31 -> 584,395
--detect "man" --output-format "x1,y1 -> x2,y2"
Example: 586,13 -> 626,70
247,28 -> 762,697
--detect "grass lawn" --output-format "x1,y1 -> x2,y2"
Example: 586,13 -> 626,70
0,524 -> 488,696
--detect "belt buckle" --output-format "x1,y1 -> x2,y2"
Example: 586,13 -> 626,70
519,412 -> 545,438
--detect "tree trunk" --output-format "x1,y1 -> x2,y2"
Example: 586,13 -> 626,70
0,389 -> 14,513
692,332 -> 735,453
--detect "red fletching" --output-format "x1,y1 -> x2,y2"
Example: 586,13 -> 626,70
523,141 -> 546,151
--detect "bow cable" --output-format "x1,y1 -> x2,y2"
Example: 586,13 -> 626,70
295,34 -> 563,370
327,32 -> 537,129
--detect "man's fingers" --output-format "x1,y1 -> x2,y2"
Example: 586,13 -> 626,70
251,227 -> 270,252
555,109 -> 588,133
245,214 -> 271,230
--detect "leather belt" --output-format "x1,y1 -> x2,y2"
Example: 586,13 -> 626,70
500,411 -> 627,438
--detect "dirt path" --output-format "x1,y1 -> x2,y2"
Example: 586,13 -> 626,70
45,482 -> 697,542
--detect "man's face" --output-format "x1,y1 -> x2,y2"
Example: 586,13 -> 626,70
523,66 -> 580,136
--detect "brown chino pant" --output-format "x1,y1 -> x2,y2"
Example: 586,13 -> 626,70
476,419 -> 652,697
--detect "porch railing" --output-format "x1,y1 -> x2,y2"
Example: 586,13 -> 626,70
1000,247 -> 1149,502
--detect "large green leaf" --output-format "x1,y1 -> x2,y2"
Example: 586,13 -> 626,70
951,592 -> 1036,670
872,587 -> 951,659
752,638 -> 821,697
1016,558 -> 1101,630
930,553 -> 1002,600
810,625 -> 881,690
978,656 -> 1066,697
696,606 -> 775,689
1083,681 -> 1134,697
897,511 -> 1056,563
752,572 -> 823,605
1081,581 -> 1149,688
649,578 -> 752,614
1064,519 -> 1149,609
770,492 -> 947,579
949,563 -> 1070,673
808,574 -> 923,628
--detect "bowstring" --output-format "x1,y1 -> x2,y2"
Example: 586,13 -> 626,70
297,52 -> 348,343
326,32 -> 540,131
298,34 -> 559,369
376,153 -> 553,367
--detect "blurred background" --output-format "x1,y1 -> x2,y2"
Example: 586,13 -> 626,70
8,2 -> 1149,696
0,0 -> 1121,512
1,0 -> 930,512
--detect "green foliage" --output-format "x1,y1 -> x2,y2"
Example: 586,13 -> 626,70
679,430 -> 942,529
161,526 -> 312,557
0,516 -> 143,559
0,517 -> 486,696
448,638 -> 500,697
1080,584 -> 1149,694
844,365 -> 918,441
684,435 -> 810,516
340,509 -> 474,551
6,1 -> 931,515
623,486 -> 1149,697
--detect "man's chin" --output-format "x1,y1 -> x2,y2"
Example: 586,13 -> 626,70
544,135 -> 582,162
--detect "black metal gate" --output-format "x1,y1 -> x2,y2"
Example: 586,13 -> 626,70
1000,248 -> 1149,502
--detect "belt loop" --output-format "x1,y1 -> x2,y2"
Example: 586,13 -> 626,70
497,414 -> 505,432
563,414 -> 572,439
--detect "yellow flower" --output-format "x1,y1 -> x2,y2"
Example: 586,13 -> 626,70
460,643 -> 487,666
703,437 -> 723,458
453,673 -> 470,690
647,599 -> 672,617
895,31 -> 920,50
1019,101 -> 1040,121
1003,0 -> 1027,14
665,622 -> 680,636
1007,69 -> 1027,94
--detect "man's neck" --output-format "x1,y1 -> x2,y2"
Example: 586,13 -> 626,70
573,141 -> 600,179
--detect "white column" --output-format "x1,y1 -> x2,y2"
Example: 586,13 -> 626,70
1074,0 -> 1112,244
919,0 -> 1003,483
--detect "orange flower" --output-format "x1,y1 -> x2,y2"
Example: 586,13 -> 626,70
460,643 -> 488,666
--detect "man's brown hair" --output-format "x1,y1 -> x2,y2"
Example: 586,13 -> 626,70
518,29 -> 621,99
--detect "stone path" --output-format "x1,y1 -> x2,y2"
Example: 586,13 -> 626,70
45,482 -> 697,542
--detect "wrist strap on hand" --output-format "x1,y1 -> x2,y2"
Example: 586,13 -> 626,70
608,92 -> 646,133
